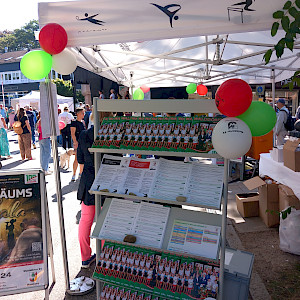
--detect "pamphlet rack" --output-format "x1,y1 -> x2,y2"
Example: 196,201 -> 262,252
91,98 -> 229,300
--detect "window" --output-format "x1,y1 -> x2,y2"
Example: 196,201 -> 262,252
5,73 -> 11,81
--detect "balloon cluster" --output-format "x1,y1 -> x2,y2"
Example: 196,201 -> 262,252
20,23 -> 77,80
186,83 -> 208,96
212,79 -> 277,159
133,85 -> 150,100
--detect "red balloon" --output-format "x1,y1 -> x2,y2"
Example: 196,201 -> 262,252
140,85 -> 150,93
197,84 -> 208,95
215,79 -> 252,117
59,121 -> 66,130
39,23 -> 68,55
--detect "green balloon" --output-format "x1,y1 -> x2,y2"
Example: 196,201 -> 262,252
186,83 -> 197,94
133,88 -> 144,100
237,101 -> 277,137
20,50 -> 52,80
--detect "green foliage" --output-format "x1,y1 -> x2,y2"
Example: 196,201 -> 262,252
0,20 -> 39,53
52,78 -> 84,103
265,1 -> 300,90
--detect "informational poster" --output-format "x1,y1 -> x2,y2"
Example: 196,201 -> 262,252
0,171 -> 48,296
99,199 -> 170,248
184,163 -> 224,208
167,220 -> 221,260
90,155 -> 130,193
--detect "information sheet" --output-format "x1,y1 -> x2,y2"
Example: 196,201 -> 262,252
99,199 -> 170,248
90,155 -> 130,193
118,158 -> 158,197
167,220 -> 221,259
185,163 -> 224,208
149,159 -> 190,201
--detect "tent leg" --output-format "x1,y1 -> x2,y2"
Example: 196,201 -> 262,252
271,68 -> 276,146
45,77 -> 70,291
219,158 -> 229,300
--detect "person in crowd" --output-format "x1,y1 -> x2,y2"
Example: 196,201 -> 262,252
0,114 -> 11,159
274,98 -> 289,146
84,104 -> 92,128
37,113 -> 52,175
0,104 -> 5,118
296,104 -> 300,120
71,108 -> 86,181
25,105 -> 36,149
5,107 -> 9,127
77,124 -> 96,268
110,89 -> 116,99
58,107 -> 74,150
99,90 -> 105,99
8,106 -> 15,129
14,108 -> 32,160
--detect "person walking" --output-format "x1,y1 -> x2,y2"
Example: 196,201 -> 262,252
110,89 -> 116,99
14,108 -> 32,160
37,113 -> 52,175
8,106 -> 15,129
71,108 -> 86,181
274,98 -> 289,146
77,126 -> 96,268
99,90 -> 105,99
25,106 -> 36,149
58,107 -> 74,150
0,104 -> 5,118
0,115 -> 11,159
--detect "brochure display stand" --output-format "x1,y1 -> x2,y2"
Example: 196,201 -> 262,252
90,99 -> 229,300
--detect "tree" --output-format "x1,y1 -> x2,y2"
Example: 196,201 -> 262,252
52,78 -> 84,103
264,1 -> 300,89
0,20 -> 39,53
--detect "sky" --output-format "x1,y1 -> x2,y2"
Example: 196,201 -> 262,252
0,0 -> 65,31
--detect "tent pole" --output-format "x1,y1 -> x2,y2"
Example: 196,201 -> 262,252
219,158 -> 229,300
45,75 -> 70,290
271,68 -> 276,147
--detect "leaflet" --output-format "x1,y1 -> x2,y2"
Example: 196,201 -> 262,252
149,159 -> 190,201
118,158 -> 159,197
185,163 -> 224,208
99,199 -> 170,248
90,155 -> 130,193
167,220 -> 221,259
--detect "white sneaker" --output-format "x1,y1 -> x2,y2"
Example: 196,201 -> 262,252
45,171 -> 52,176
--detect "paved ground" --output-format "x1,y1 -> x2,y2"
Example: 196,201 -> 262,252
0,130 -> 280,300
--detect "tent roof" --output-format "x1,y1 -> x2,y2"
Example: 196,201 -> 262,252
11,91 -> 73,102
39,0 -> 300,88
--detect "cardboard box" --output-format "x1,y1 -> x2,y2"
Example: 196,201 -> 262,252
243,177 -> 279,227
283,139 -> 300,172
236,193 -> 259,217
270,146 -> 283,163
278,184 -> 300,212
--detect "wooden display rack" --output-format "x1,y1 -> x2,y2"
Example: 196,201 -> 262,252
90,98 -> 229,300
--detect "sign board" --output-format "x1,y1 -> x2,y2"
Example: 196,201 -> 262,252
256,85 -> 265,95
0,170 -> 48,297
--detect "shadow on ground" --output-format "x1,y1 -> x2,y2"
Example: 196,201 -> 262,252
52,180 -> 79,202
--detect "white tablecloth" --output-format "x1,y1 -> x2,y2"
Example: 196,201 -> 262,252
259,153 -> 300,199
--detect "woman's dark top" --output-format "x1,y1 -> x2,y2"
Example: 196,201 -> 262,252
14,115 -> 30,134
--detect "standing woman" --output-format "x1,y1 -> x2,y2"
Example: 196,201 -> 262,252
0,115 -> 11,159
8,106 -> 15,129
14,108 -> 32,160
77,125 -> 96,268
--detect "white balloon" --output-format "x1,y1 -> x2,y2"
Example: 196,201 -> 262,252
212,117 -> 252,159
52,48 -> 77,75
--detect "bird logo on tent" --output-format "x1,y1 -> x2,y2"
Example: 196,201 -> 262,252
76,13 -> 106,26
150,3 -> 181,28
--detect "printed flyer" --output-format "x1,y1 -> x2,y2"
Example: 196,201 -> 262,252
0,172 -> 47,295
94,242 -> 219,300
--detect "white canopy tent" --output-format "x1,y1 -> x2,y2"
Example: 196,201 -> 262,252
38,0 -> 300,89
38,0 -> 300,298
11,90 -> 74,111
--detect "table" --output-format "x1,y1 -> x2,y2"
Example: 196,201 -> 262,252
259,153 -> 300,199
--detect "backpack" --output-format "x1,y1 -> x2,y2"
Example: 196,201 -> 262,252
281,109 -> 295,131
13,121 -> 23,135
